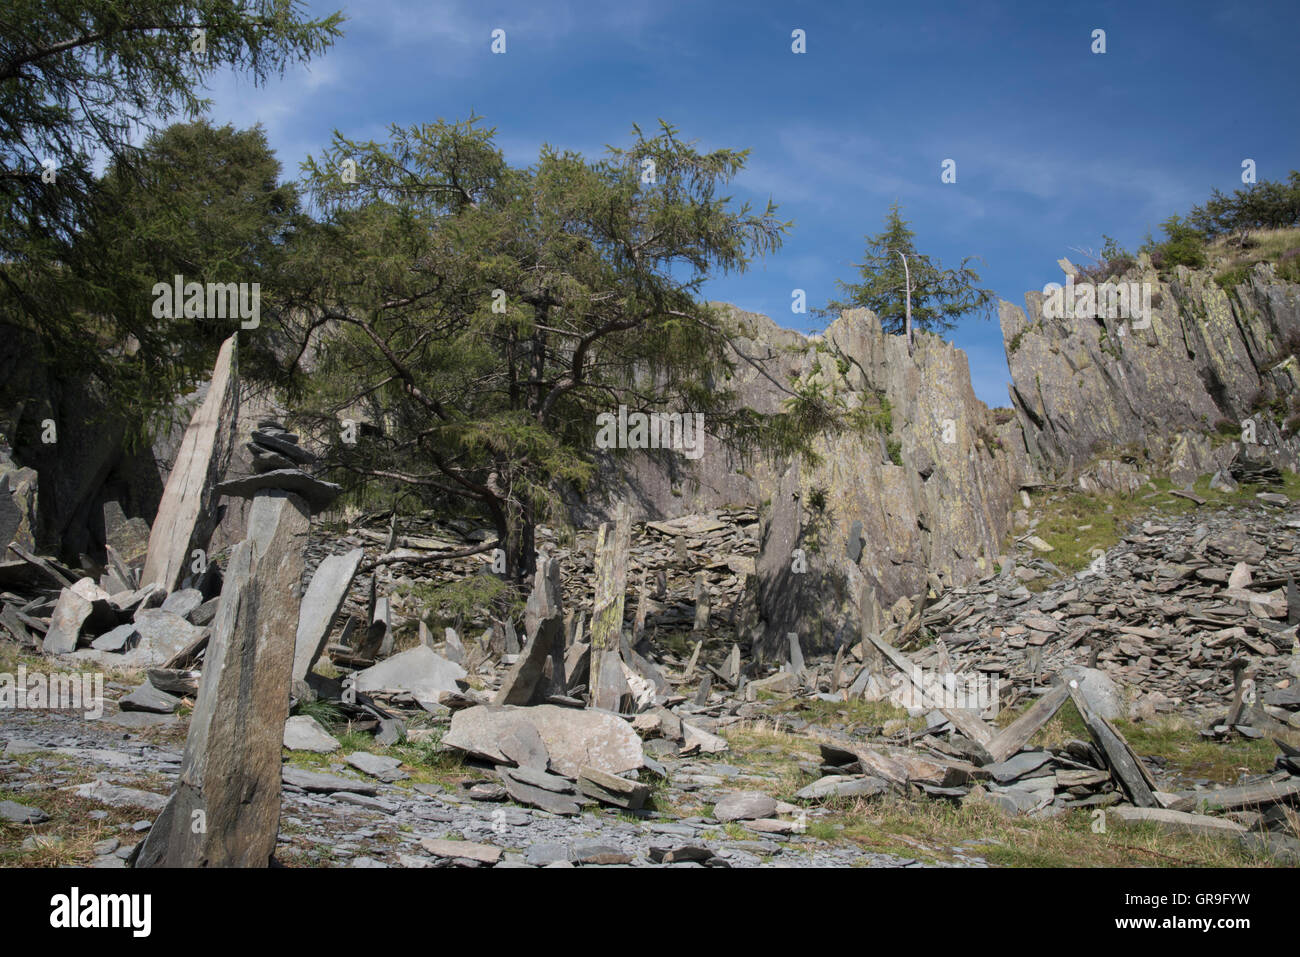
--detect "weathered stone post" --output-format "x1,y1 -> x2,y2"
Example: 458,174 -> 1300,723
137,428 -> 341,867
590,504 -> 631,711
135,490 -> 308,867
140,334 -> 240,593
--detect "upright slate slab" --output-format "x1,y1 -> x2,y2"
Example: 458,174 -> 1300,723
141,335 -> 240,594
590,507 -> 630,709
136,490 -> 309,868
496,556 -> 568,705
292,548 -> 364,681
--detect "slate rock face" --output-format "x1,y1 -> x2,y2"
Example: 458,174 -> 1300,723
136,490 -> 309,868
754,309 -> 1026,656
1000,259 -> 1300,482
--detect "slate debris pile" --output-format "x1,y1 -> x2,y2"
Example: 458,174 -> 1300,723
917,505 -> 1300,727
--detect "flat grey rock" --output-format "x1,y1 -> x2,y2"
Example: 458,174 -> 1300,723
498,767 -> 582,815
160,588 -> 204,619
714,791 -> 778,822
525,843 -> 570,866
91,623 -> 138,652
353,645 -> 467,705
0,800 -> 49,824
216,470 -> 340,513
444,704 -> 644,777
283,715 -> 340,753
577,766 -> 650,809
345,751 -> 407,782
73,781 -> 168,812
99,710 -> 178,730
795,775 -> 890,801
282,767 -> 377,795
118,680 -> 181,714
983,750 -> 1054,783
329,791 -> 396,814
569,840 -> 631,865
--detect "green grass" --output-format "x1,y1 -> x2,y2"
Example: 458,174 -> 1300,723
282,716 -> 468,790
1113,717 -> 1282,784
1016,470 -> 1300,582
821,795 -> 1271,867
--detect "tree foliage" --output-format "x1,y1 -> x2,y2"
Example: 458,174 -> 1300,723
826,203 -> 994,337
292,118 -> 832,580
1186,171 -> 1300,239
0,0 -> 342,418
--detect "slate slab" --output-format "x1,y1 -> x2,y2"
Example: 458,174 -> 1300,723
443,704 -> 644,777
283,715 -> 340,753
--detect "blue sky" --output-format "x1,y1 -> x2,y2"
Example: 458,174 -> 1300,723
201,0 -> 1299,407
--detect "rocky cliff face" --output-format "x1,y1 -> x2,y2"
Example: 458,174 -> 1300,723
577,305 -> 1030,659
1001,258 -> 1300,487
749,311 -> 1027,658
566,305 -> 803,526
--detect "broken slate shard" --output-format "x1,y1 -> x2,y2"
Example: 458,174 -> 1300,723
141,334 -> 240,593
292,547 -> 364,682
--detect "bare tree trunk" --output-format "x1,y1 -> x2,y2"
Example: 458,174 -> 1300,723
896,249 -> 913,355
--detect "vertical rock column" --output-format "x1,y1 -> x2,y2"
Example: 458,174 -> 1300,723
589,505 -> 631,712
136,488 -> 310,867
140,334 -> 240,594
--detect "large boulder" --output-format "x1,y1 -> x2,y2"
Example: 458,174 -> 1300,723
443,704 -> 645,777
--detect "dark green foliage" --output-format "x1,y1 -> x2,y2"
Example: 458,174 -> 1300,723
74,121 -> 308,425
1214,265 -> 1252,291
1186,172 -> 1300,238
293,118 -> 835,580
1140,215 -> 1207,271
413,574 -> 522,632
825,203 -> 995,338
0,0 -> 341,420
